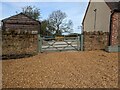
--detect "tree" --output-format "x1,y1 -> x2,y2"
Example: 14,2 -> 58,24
41,20 -> 54,36
22,6 -> 40,20
41,20 -> 48,36
48,10 -> 73,35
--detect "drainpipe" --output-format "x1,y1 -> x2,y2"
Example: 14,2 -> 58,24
94,9 -> 97,31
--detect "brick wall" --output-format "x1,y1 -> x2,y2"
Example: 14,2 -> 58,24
110,12 -> 120,46
83,31 -> 109,51
2,34 -> 38,59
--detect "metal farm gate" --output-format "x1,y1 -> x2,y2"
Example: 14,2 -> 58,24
38,35 -> 82,52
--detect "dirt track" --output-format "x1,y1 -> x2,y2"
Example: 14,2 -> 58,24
2,50 -> 118,88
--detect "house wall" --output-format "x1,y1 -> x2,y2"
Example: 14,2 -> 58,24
110,12 -> 120,46
83,1 -> 111,32
82,0 -> 112,51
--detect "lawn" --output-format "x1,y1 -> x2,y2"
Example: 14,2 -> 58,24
2,50 -> 118,88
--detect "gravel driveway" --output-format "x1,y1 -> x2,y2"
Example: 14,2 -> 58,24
2,50 -> 118,88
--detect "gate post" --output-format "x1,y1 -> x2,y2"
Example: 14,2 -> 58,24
80,34 -> 84,51
77,35 -> 80,51
38,34 -> 42,53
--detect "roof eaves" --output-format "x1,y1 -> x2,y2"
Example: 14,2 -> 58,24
1,12 -> 41,24
82,0 -> 91,25
105,1 -> 120,11
21,13 -> 41,24
1,13 -> 22,22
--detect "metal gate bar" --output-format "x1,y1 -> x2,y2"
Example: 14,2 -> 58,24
39,36 -> 80,52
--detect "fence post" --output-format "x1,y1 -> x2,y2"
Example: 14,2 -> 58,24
38,34 -> 42,53
77,35 -> 80,51
80,34 -> 84,51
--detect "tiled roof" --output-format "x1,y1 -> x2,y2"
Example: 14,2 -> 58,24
105,0 -> 120,10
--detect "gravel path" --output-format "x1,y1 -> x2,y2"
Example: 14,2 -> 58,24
2,50 -> 118,88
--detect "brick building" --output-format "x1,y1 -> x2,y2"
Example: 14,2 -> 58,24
82,0 -> 120,52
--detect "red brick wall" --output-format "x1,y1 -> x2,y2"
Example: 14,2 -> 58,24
110,12 -> 120,46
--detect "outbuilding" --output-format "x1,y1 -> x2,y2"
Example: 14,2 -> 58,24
1,13 -> 41,59
1,12 -> 41,34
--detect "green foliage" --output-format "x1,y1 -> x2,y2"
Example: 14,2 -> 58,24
22,6 -> 40,20
41,20 -> 53,36
41,20 -> 48,36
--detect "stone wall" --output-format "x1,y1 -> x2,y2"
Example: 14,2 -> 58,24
2,34 -> 38,59
83,31 -> 109,51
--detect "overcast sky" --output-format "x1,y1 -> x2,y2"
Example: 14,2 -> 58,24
0,0 -> 89,33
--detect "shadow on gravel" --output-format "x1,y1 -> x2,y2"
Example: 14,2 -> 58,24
1,53 -> 37,60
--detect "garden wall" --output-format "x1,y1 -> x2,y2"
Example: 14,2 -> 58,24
83,31 -> 109,51
2,34 -> 38,59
